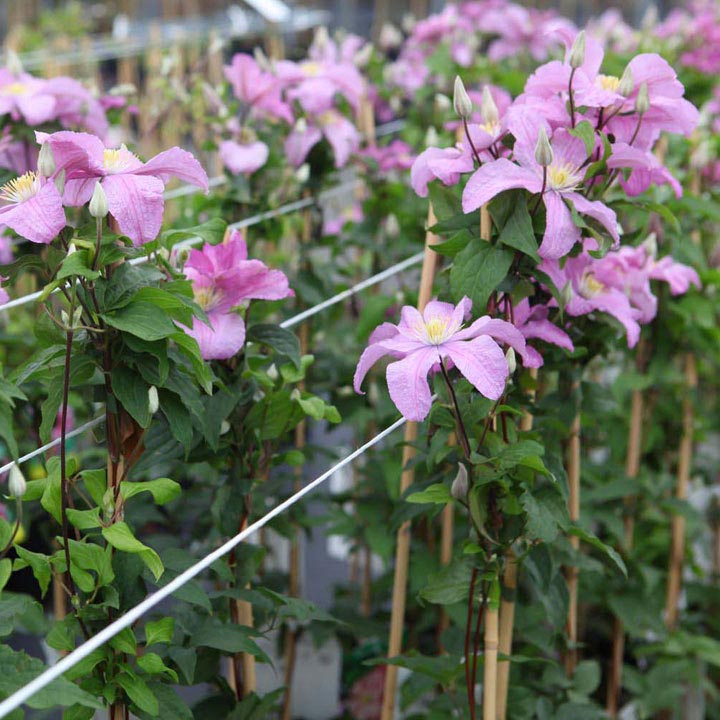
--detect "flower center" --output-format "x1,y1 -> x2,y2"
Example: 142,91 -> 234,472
579,271 -> 605,298
194,285 -> 221,312
424,317 -> 451,345
596,74 -> 620,92
547,161 -> 583,190
479,120 -> 500,136
1,82 -> 28,96
102,146 -> 137,173
303,61 -> 322,77
0,171 -> 40,203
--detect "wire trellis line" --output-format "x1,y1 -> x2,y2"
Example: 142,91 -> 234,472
0,415 -> 408,719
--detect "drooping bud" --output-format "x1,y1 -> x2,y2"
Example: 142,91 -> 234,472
88,181 -> 109,218
641,232 -> 658,260
505,347 -> 517,375
534,127 -> 554,167
8,465 -> 26,498
6,50 -> 23,75
635,82 -> 650,114
568,31 -> 586,69
54,169 -> 66,195
617,66 -> 634,97
453,76 -> 473,120
480,86 -> 499,126
37,142 -> 56,178
148,386 -> 159,415
451,463 -> 469,500
290,388 -> 301,402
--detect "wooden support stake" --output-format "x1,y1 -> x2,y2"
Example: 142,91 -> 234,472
381,205 -> 440,720
483,582 -> 500,720
564,405 -> 581,677
664,353 -> 697,631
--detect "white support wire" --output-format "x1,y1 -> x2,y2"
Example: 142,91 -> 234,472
0,248 -> 424,478
0,414 -> 408,719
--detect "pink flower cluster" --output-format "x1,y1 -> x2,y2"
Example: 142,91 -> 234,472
0,131 -> 208,246
181,229 -> 293,360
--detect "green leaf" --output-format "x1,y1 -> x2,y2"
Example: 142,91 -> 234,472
170,332 -> 212,394
568,120 -> 596,156
56,251 -> 100,281
80,469 -> 106,507
137,683 -> 193,720
247,324 -> 301,369
450,239 -> 513,311
572,660 -> 601,695
428,183 -> 462,222
66,507 -> 102,530
365,651 -> 464,685
66,540 -> 115,588
117,674 -> 159,716
0,645 -> 102,710
111,366 -> 151,428
46,617 -> 78,652
120,478 -> 181,505
191,619 -> 270,662
145,617 -> 174,647
497,198 -> 540,260
102,523 -> 164,581
14,547 -> 51,596
520,486 -> 569,543
420,559 -> 473,605
136,653 -> 178,682
63,705 -> 95,720
406,483 -> 452,505
569,526 -> 627,577
0,558 -> 12,594
99,263 -> 165,311
161,218 -> 227,247
102,302 -> 177,341
110,627 -> 137,655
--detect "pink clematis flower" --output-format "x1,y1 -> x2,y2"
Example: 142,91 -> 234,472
361,140 -> 415,173
219,140 -> 269,176
183,230 -> 293,360
463,127 -> 619,259
0,69 -> 59,125
224,54 -> 293,123
284,112 -> 360,169
512,297 -> 574,367
354,297 -> 527,421
39,131 -> 209,246
539,239 -> 642,347
411,143 -> 474,198
0,171 -> 65,244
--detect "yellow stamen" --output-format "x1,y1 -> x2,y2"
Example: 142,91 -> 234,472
0,172 -> 40,203
579,272 -> 604,298
0,82 -> 28,96
194,286 -> 220,311
596,74 -> 620,92
424,317 -> 450,345
547,161 -> 582,190
302,62 -> 322,77
102,146 -> 137,173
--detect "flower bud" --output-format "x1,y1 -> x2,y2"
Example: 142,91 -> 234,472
8,465 -> 26,498
295,163 -> 310,184
453,76 -> 473,120
294,118 -> 308,134
313,25 -> 330,50
253,47 -> 271,71
617,66 -> 634,97
54,169 -> 66,195
37,142 -> 56,178
353,43 -> 373,69
534,127 -> 554,167
6,50 -> 23,75
505,347 -> 517,375
434,93 -> 451,112
89,181 -> 108,218
480,86 -> 499,126
451,463 -> 469,500
72,306 -> 83,329
379,22 -> 402,50
220,420 -> 231,436
641,232 -> 658,260
385,213 -> 400,238
148,386 -> 159,414
568,31 -> 586,69
290,388 -> 301,402
67,243 -> 77,256
401,13 -> 416,33
424,126 -> 439,148
635,82 -> 649,115
61,310 -> 71,327
560,281 -> 574,307
267,363 -> 279,381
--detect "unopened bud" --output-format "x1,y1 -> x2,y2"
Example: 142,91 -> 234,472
424,126 -> 439,148
54,169 -> 66,195
89,181 -> 108,218
617,66 -> 634,97
295,118 -> 308,134
434,93 -> 451,112
72,305 -> 83,328
220,420 -> 231,436
560,281 -> 573,307
67,243 -> 77,256
61,310 -> 70,327
480,86 -> 499,126
314,25 -> 330,50
641,232 -> 658,260
385,213 -> 400,238
505,347 -> 517,375
353,43 -> 373,68
453,76 -> 473,120
295,163 -> 310,184
267,363 -> 279,381
290,388 -> 301,402
379,22 -> 402,50
253,47 -> 271,71
6,50 -> 23,75
569,31 -> 586,69
8,465 -> 26,498
534,127 -> 554,167
37,142 -> 56,177
635,82 -> 649,114
451,463 -> 469,500
148,386 -> 159,414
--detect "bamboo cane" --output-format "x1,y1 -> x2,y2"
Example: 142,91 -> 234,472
664,353 -> 697,631
564,402 -> 581,677
437,434 -> 457,647
380,205 -> 440,720
484,580 -> 500,720
606,342 -> 647,717
496,368 -> 537,718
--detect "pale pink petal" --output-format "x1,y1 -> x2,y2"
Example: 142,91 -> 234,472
63,178 -> 96,206
443,336 -> 508,400
219,140 -> 269,175
102,174 -> 165,246
40,130 -> 105,177
284,125 -> 323,168
137,147 -> 209,190
566,192 -> 620,244
539,191 -> 580,259
0,181 -> 65,244
185,312 -> 246,361
219,260 -> 294,304
17,93 -> 56,125
650,257 -> 700,294
462,159 -> 541,213
521,317 -> 574,352
386,347 -> 440,421
592,288 -> 642,348
354,342 -> 395,393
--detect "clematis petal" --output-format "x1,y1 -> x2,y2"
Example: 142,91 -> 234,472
462,159 -> 541,213
219,140 -> 269,175
567,192 -> 620,244
185,312 -> 246,361
0,181 -> 65,244
386,346 -> 440,421
102,174 -> 165,246
354,341 -> 396,394
443,336 -> 508,400
539,191 -> 580,259
39,130 -> 105,177
137,147 -> 209,190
